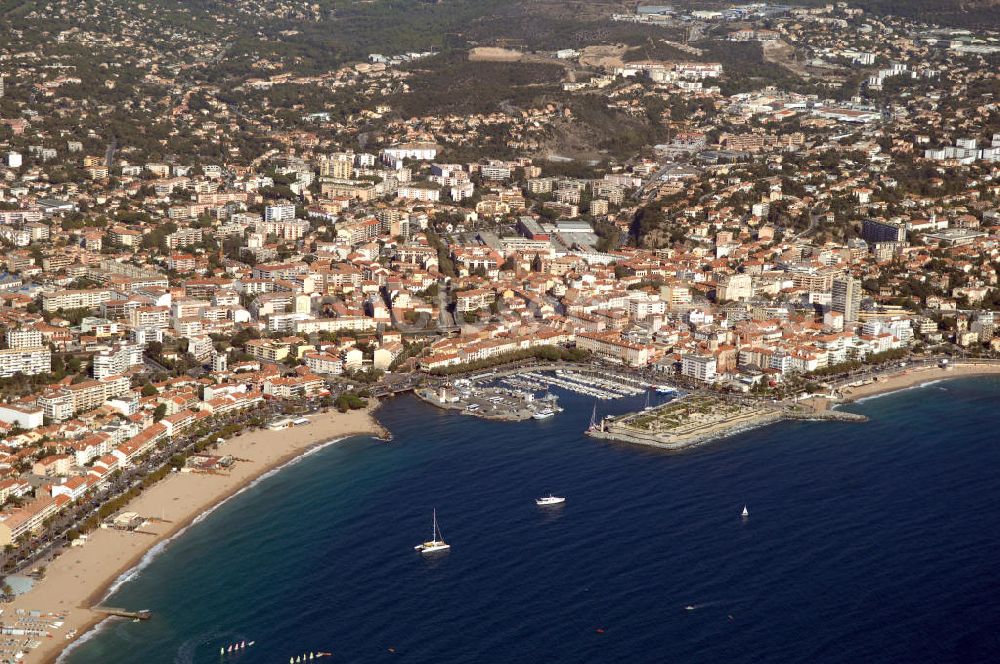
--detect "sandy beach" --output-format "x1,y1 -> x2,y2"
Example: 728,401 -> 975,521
838,362 -> 1000,402
2,406 -> 386,664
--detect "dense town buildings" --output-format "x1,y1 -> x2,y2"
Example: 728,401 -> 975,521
0,2 -> 994,629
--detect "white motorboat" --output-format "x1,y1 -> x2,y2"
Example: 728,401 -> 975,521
532,408 -> 555,420
414,509 -> 451,554
536,494 -> 566,506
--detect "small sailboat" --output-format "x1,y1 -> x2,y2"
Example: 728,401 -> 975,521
220,647 -> 225,655
588,401 -> 598,431
414,509 -> 450,554
536,494 -> 566,506
228,645 -> 234,653
643,389 -> 653,411
741,505 -> 749,518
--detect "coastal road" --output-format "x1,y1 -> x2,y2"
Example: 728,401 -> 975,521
2,407 -> 278,576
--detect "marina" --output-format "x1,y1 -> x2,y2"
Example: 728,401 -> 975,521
490,369 -> 668,401
416,383 -> 563,421
519,370 -> 647,400
61,381 -> 1000,664
419,368 -> 681,423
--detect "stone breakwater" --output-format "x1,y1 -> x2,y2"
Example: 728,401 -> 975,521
587,399 -> 868,451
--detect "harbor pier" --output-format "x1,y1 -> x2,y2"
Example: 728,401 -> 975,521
93,607 -> 152,620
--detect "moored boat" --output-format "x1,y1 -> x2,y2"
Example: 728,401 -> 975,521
414,509 -> 450,554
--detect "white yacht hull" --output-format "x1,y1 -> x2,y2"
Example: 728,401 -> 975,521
416,542 -> 451,554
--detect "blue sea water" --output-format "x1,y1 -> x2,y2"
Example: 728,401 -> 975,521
64,377 -> 1000,664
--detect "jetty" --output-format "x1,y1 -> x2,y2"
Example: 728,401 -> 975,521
588,395 -> 866,450
93,607 -> 152,621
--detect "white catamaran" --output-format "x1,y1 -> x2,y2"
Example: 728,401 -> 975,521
414,509 -> 451,554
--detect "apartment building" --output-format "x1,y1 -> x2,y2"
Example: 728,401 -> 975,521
576,331 -> 652,367
0,495 -> 59,546
319,152 -> 355,179
263,374 -> 326,398
456,288 -> 496,313
303,352 -> 345,375
6,327 -> 43,349
397,185 -> 441,202
681,354 -> 718,383
165,227 -> 204,249
42,289 -> 111,312
40,375 -> 130,420
832,276 -> 862,324
130,306 -> 171,330
293,316 -> 377,334
0,347 -> 50,377
244,339 -> 291,363
264,202 -> 296,222
92,344 -> 144,379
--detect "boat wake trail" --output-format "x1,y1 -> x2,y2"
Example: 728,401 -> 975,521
174,629 -> 240,664
684,599 -> 740,611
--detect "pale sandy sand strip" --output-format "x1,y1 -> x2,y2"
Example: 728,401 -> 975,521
839,363 -> 1000,403
2,406 -> 385,664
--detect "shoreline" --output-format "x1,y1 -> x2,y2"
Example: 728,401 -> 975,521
836,362 -> 1000,404
23,364 -> 1000,662
6,405 -> 387,664
588,362 -> 1000,452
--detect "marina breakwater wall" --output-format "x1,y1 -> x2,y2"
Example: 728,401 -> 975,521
784,410 -> 868,423
588,409 -> 785,450
588,408 -> 868,451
